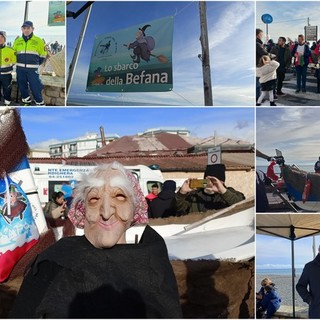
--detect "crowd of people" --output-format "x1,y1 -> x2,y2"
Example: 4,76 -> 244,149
0,20 -> 51,107
43,163 -> 246,221
256,29 -> 320,106
47,40 -> 63,55
146,163 -> 245,218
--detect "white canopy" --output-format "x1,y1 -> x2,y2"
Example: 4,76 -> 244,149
256,214 -> 320,240
256,214 -> 320,318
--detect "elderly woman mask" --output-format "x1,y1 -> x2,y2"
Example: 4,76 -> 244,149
10,162 -> 182,319
69,162 -> 148,248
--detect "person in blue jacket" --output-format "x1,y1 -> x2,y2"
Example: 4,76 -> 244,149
260,283 -> 281,318
296,245 -> 320,319
256,278 -> 281,318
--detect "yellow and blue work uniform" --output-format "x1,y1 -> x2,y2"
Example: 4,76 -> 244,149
13,33 -> 47,104
0,45 -> 16,104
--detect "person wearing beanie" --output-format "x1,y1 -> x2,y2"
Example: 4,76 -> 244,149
149,180 -> 177,218
0,31 -> 16,106
13,21 -> 47,106
174,164 -> 245,215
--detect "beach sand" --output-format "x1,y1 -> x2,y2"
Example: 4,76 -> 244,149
256,274 -> 307,307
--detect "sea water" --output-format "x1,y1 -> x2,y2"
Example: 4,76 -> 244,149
256,268 -> 303,276
256,165 -> 314,175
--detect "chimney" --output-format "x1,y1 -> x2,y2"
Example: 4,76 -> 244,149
100,126 -> 107,147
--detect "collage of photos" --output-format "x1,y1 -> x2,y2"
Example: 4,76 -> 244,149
0,0 -> 319,319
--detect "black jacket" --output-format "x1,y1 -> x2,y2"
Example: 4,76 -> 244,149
256,38 -> 269,66
149,189 -> 176,218
10,226 -> 182,319
296,254 -> 320,318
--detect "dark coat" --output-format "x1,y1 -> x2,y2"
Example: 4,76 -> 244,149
270,45 -> 292,70
174,187 -> 245,215
296,254 -> 320,318
256,170 -> 271,212
149,189 -> 176,218
291,43 -> 311,66
256,38 -> 269,66
9,226 -> 182,319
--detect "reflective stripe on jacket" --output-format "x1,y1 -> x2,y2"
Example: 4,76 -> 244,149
13,34 -> 47,69
0,46 -> 16,74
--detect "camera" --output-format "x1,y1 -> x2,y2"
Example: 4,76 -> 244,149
189,179 -> 208,189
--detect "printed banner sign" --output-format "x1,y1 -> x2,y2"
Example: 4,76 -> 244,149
305,26 -> 318,42
48,1 -> 66,26
0,174 -> 39,282
86,16 -> 174,92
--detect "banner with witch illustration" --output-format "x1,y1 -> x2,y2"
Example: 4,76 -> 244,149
48,1 -> 65,26
86,16 -> 174,92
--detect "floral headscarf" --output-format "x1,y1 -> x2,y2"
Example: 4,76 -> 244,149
68,167 -> 148,229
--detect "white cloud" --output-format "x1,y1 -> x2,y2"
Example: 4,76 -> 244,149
256,1 -> 320,42
0,1 -> 65,44
30,138 -> 60,149
257,108 -> 320,164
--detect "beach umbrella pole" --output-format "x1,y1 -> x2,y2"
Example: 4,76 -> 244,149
66,3 -> 93,99
291,239 -> 296,318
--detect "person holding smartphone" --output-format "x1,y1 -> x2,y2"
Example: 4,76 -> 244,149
173,164 -> 245,215
43,191 -> 69,219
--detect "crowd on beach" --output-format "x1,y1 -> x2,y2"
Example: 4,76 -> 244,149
256,28 -> 320,106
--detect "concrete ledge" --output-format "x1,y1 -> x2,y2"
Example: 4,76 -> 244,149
273,305 -> 308,319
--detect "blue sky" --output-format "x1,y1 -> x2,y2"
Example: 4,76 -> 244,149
20,107 -> 254,149
0,1 -> 65,45
256,1 -> 320,44
66,1 -> 255,106
256,233 -> 320,269
256,108 -> 320,166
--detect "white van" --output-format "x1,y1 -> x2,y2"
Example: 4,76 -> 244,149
29,163 -> 164,206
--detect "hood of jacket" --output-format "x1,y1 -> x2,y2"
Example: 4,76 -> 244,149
158,189 -> 175,201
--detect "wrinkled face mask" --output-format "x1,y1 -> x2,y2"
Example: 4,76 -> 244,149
83,168 -> 135,249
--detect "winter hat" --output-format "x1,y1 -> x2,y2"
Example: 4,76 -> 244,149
21,21 -> 33,28
204,164 -> 226,182
0,31 -> 6,41
163,180 -> 176,191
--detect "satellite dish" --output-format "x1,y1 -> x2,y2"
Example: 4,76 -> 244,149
261,13 -> 273,24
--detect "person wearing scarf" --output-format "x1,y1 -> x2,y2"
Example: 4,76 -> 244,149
9,162 -> 182,318
291,34 -> 311,93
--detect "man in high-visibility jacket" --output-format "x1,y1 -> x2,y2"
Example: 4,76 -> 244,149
13,21 -> 47,106
0,31 -> 16,106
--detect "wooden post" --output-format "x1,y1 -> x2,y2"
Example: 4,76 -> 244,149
199,1 -> 213,106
